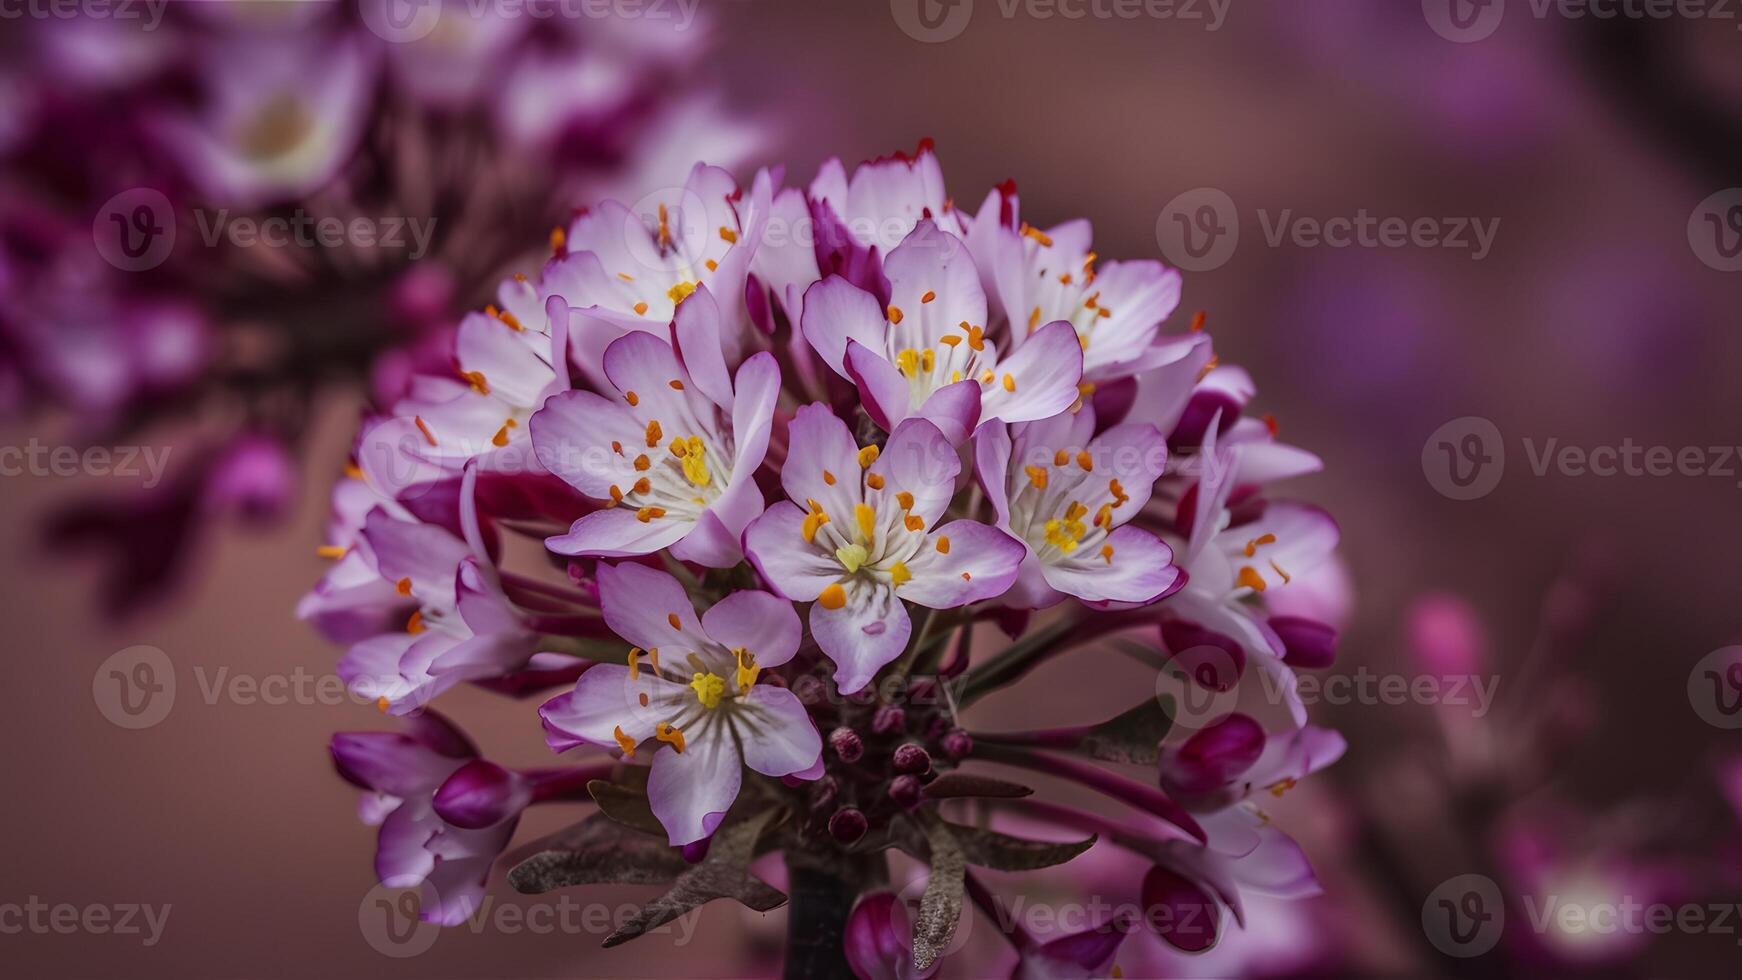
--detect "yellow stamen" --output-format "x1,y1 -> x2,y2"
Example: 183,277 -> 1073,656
802,510 -> 830,543
734,647 -> 760,693
1025,465 -> 1048,489
818,583 -> 847,609
1054,449 -> 1070,467
857,445 -> 880,468
689,672 -> 726,709
680,436 -> 710,486
668,281 -> 698,306
1077,450 -> 1093,471
1243,533 -> 1278,558
889,561 -> 912,587
837,542 -> 870,573
1237,566 -> 1267,592
316,545 -> 348,559
396,577 -> 412,597
636,506 -> 666,523
634,454 -> 652,471
854,503 -> 876,541
627,648 -> 641,680
896,491 -> 914,511
865,472 -> 885,490
613,726 -> 636,757
904,514 -> 924,531
406,611 -> 425,635
461,370 -> 490,395
936,536 -> 951,554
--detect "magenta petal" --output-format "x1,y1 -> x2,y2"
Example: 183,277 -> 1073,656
844,892 -> 915,980
845,339 -> 911,431
1161,714 -> 1267,797
432,759 -> 532,830
1270,615 -> 1338,669
1141,864 -> 1222,953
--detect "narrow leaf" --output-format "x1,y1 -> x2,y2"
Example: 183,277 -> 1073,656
1078,695 -> 1174,764
507,813 -> 687,893
588,779 -> 666,836
922,771 -> 1034,800
947,823 -> 1098,871
604,809 -> 787,947
911,818 -> 966,972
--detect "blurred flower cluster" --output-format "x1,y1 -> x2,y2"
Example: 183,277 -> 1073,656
0,1 -> 753,615
308,142 -> 1351,977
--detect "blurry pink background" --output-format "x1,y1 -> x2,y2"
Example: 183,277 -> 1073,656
3,1 -> 1741,975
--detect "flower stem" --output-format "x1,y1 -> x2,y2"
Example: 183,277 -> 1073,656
782,851 -> 876,980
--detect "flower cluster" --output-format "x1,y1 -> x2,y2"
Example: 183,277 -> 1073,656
0,4 -> 751,615
311,142 -> 1347,976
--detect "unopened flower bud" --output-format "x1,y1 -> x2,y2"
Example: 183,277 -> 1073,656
872,704 -> 906,734
829,807 -> 868,844
830,727 -> 864,763
941,729 -> 973,760
893,742 -> 931,774
889,774 -> 923,809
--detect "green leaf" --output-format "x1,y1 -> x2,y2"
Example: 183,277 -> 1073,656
921,771 -> 1034,800
604,809 -> 787,948
911,818 -> 966,972
946,823 -> 1097,871
507,813 -> 687,893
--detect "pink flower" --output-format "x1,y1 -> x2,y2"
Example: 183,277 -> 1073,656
975,404 -> 1182,608
530,300 -> 779,568
538,563 -> 821,845
744,405 -> 1025,692
975,205 -> 1186,385
799,221 -> 1084,443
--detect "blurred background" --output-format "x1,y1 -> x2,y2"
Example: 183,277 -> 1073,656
2,0 -> 1741,976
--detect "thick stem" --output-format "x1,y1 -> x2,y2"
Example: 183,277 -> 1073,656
782,852 -> 875,980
